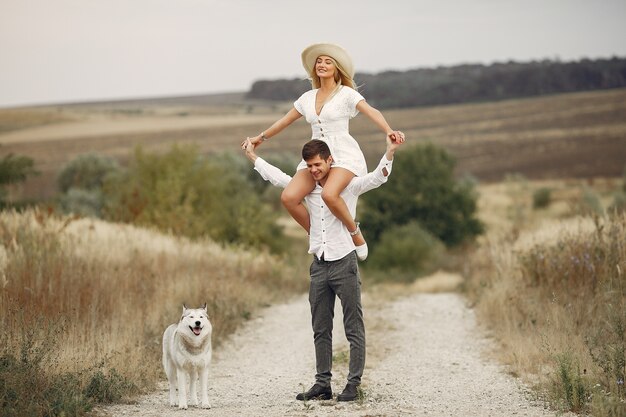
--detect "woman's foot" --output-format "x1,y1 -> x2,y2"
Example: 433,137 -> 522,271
350,222 -> 368,261
355,243 -> 368,261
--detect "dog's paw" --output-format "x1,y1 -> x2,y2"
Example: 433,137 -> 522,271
178,403 -> 188,410
200,402 -> 211,409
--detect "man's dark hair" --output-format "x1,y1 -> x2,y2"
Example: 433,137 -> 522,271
302,139 -> 331,161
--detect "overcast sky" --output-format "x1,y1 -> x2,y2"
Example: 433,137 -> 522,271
1,0 -> 625,108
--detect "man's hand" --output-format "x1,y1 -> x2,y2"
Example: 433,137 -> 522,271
243,138 -> 258,162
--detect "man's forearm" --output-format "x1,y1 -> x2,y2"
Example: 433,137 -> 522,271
253,158 -> 292,188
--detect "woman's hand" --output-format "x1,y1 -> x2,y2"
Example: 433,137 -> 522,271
240,134 -> 263,150
242,138 -> 258,162
387,130 -> 406,144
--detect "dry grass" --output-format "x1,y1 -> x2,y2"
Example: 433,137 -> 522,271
0,108 -> 74,134
465,178 -> 626,415
0,208 -> 308,406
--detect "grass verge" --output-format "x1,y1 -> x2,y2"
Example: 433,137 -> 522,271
0,208 -> 308,416
466,212 -> 625,416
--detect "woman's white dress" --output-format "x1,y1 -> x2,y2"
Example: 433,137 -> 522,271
294,86 -> 367,176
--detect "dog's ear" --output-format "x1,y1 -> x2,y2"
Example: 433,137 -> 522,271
182,304 -> 188,315
202,303 -> 207,312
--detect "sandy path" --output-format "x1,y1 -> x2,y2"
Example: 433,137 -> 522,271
100,290 -> 558,417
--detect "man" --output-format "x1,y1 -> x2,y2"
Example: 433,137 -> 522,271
243,136 -> 402,402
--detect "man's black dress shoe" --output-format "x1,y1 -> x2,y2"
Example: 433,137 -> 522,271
295,383 -> 333,401
337,383 -> 359,402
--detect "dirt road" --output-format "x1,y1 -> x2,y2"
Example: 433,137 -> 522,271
100,286 -> 557,417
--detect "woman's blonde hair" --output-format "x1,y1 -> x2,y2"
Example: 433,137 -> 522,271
308,56 -> 357,91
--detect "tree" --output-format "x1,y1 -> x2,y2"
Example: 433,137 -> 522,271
360,142 -> 483,248
0,153 -> 37,206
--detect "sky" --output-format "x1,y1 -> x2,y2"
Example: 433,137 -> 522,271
1,0 -> 625,108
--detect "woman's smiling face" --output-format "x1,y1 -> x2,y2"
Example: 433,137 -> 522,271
315,55 -> 336,80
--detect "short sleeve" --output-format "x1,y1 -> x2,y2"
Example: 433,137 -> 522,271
293,91 -> 307,116
346,88 -> 365,118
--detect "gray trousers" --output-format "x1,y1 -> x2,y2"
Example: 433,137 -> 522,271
309,251 -> 365,387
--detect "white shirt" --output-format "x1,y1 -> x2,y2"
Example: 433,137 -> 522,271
254,154 -> 393,261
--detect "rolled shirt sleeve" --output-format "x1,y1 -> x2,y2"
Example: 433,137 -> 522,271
346,154 -> 394,196
254,157 -> 292,188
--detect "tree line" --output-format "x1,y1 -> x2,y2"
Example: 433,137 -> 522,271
247,57 -> 626,108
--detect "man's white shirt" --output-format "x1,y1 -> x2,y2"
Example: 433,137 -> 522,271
254,155 -> 393,261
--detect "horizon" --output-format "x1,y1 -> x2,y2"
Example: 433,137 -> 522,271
4,54 -> 623,110
2,0 -> 625,108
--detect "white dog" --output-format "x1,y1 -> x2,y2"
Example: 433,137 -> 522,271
162,304 -> 213,409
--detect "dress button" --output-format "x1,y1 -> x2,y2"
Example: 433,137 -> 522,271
321,134 -> 324,137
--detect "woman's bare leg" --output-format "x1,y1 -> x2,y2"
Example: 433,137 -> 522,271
281,169 -> 315,234
321,168 -> 366,246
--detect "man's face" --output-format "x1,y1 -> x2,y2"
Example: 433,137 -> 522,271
305,155 -> 332,182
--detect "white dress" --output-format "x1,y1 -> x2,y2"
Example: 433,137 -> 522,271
294,86 -> 368,176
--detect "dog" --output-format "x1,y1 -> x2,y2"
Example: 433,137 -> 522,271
162,303 -> 212,409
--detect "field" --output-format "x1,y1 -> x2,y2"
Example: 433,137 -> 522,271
1,88 -> 625,201
1,88 -> 625,415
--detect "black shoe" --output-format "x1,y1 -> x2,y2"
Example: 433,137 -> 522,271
295,383 -> 332,401
337,383 -> 359,402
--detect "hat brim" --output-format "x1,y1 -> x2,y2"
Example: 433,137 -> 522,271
301,43 -> 355,79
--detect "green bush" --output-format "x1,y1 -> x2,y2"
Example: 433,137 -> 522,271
58,187 -> 103,217
56,153 -> 120,218
366,221 -> 445,281
57,153 -> 120,193
533,187 -> 552,209
103,145 -> 285,252
211,150 -> 298,210
84,368 -> 136,403
360,142 -> 483,248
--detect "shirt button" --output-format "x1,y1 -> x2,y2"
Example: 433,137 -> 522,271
321,134 -> 325,137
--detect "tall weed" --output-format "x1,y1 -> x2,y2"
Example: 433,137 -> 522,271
0,208 -> 307,416
466,212 -> 626,415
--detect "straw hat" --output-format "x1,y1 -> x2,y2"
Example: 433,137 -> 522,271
301,43 -> 355,79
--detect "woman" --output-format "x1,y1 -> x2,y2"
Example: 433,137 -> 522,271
241,43 -> 405,260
